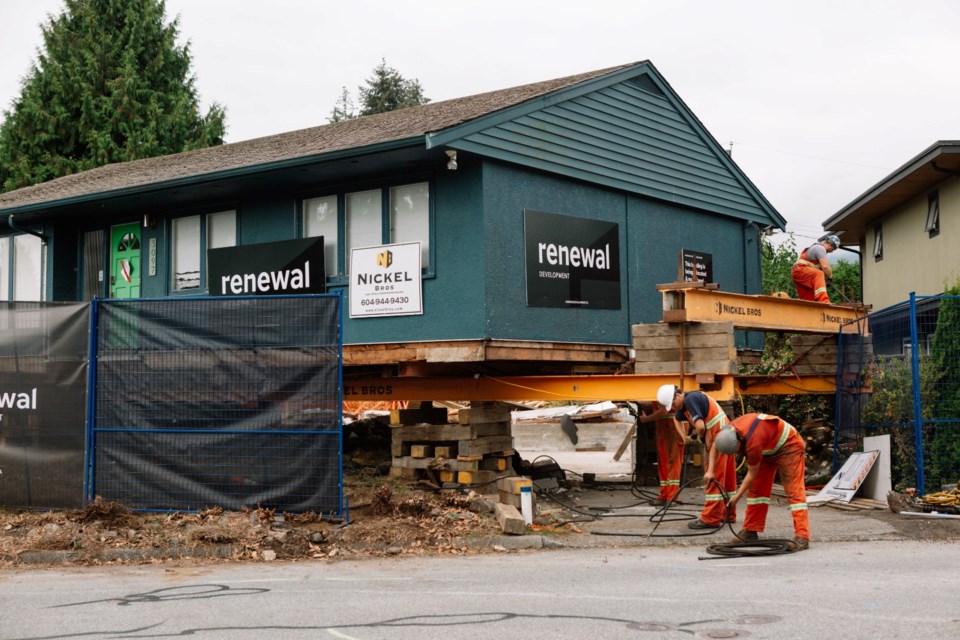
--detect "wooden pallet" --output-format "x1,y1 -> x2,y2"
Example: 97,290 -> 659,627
772,485 -> 889,511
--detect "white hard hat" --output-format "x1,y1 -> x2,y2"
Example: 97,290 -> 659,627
715,427 -> 739,455
656,384 -> 676,410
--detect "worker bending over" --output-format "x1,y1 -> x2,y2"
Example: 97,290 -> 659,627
637,401 -> 686,506
657,385 -> 737,529
791,235 -> 838,303
711,413 -> 810,552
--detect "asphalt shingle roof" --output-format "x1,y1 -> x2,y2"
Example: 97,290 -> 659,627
0,63 -> 635,211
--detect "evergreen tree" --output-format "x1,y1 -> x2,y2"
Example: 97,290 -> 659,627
358,59 -> 429,116
328,86 -> 356,123
0,0 -> 225,192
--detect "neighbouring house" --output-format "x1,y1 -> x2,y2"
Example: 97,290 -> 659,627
0,60 -> 785,377
824,140 -> 960,356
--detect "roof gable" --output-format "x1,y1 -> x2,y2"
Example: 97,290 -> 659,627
429,62 -> 785,228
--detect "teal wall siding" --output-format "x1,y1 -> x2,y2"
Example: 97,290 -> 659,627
450,73 -> 772,226
337,162 -> 488,345
482,161 -> 630,344
239,194 -> 294,245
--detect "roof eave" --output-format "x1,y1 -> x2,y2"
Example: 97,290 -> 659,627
0,136 -> 425,217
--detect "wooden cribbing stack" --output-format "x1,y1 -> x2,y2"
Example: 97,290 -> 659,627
389,402 -> 516,493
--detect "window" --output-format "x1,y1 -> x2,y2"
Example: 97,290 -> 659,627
303,181 -> 430,279
926,191 -> 940,238
0,234 -> 43,301
873,224 -> 883,262
171,210 -> 236,292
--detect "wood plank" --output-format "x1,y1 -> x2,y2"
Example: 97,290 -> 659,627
632,322 -> 734,339
457,435 -> 515,458
634,360 -> 738,375
633,346 -> 738,363
390,406 -> 449,426
391,456 -> 479,472
391,421 -> 511,443
458,404 -> 512,424
612,424 -> 637,461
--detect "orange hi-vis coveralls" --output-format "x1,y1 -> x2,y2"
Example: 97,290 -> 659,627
681,392 -> 736,525
791,246 -> 830,303
654,411 -> 684,502
731,413 -> 810,539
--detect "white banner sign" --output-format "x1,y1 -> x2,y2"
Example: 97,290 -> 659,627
349,242 -> 423,318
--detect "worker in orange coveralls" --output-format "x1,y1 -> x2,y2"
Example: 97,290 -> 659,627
711,413 -> 810,552
791,235 -> 839,303
656,385 -> 737,529
637,401 -> 686,506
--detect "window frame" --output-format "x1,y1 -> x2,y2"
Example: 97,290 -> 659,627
873,223 -> 883,262
925,191 -> 940,238
169,209 -> 238,295
0,233 -> 44,301
300,178 -> 434,285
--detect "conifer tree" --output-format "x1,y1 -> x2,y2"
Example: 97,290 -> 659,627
0,0 -> 225,192
358,59 -> 429,116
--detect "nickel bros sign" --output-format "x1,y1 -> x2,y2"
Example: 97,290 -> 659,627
524,209 -> 621,309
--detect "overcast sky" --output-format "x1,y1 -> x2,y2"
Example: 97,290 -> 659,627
3,0 -> 960,247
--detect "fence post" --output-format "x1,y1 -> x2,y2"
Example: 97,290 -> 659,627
84,298 -> 100,506
909,292 -> 926,495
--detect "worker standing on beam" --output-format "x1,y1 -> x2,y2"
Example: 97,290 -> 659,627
657,385 -> 737,529
791,235 -> 839,303
711,413 -> 810,551
638,401 -> 687,506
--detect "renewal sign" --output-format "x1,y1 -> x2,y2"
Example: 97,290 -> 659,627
524,209 -> 621,309
208,237 -> 326,296
349,242 -> 423,318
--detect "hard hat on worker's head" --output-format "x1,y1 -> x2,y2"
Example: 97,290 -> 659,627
824,235 -> 840,250
715,427 -> 739,455
656,384 -> 677,410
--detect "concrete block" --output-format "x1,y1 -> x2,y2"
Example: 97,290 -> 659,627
495,503 -> 527,535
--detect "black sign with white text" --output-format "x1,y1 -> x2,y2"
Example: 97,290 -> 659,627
524,209 -> 621,309
681,249 -> 713,283
209,237 -> 326,296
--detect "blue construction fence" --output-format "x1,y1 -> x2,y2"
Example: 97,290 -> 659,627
837,292 -> 960,496
0,294 -> 344,516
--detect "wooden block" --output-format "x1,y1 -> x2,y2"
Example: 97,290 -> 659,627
390,421 -> 510,443
390,406 -> 449,426
497,476 -> 533,494
633,360 -> 738,375
499,489 -> 536,511
389,466 -> 418,479
439,470 -> 455,483
479,456 -> 510,471
410,444 -> 432,458
435,446 -> 454,458
495,503 -> 527,535
457,435 -> 515,458
458,404 -> 512,425
391,456 -> 479,472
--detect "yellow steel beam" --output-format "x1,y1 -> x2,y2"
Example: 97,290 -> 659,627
343,373 -> 861,402
659,285 -> 868,334
344,374 -> 736,402
734,375 -> 850,396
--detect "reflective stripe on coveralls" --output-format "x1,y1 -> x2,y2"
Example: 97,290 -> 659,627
741,415 -> 809,539
689,399 -> 734,526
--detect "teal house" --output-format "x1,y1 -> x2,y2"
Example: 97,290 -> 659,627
0,61 -> 785,376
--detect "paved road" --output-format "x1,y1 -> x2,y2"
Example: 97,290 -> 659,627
3,541 -> 958,640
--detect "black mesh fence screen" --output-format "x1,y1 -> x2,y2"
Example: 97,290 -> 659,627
90,295 -> 343,513
0,303 -> 90,509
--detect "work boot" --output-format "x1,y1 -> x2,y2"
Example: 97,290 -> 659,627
687,518 -> 719,530
731,529 -> 758,543
650,498 -> 667,507
787,536 -> 810,552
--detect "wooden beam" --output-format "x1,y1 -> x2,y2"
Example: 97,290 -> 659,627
659,285 -> 868,334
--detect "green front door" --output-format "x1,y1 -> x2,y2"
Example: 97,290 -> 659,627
110,223 -> 141,299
